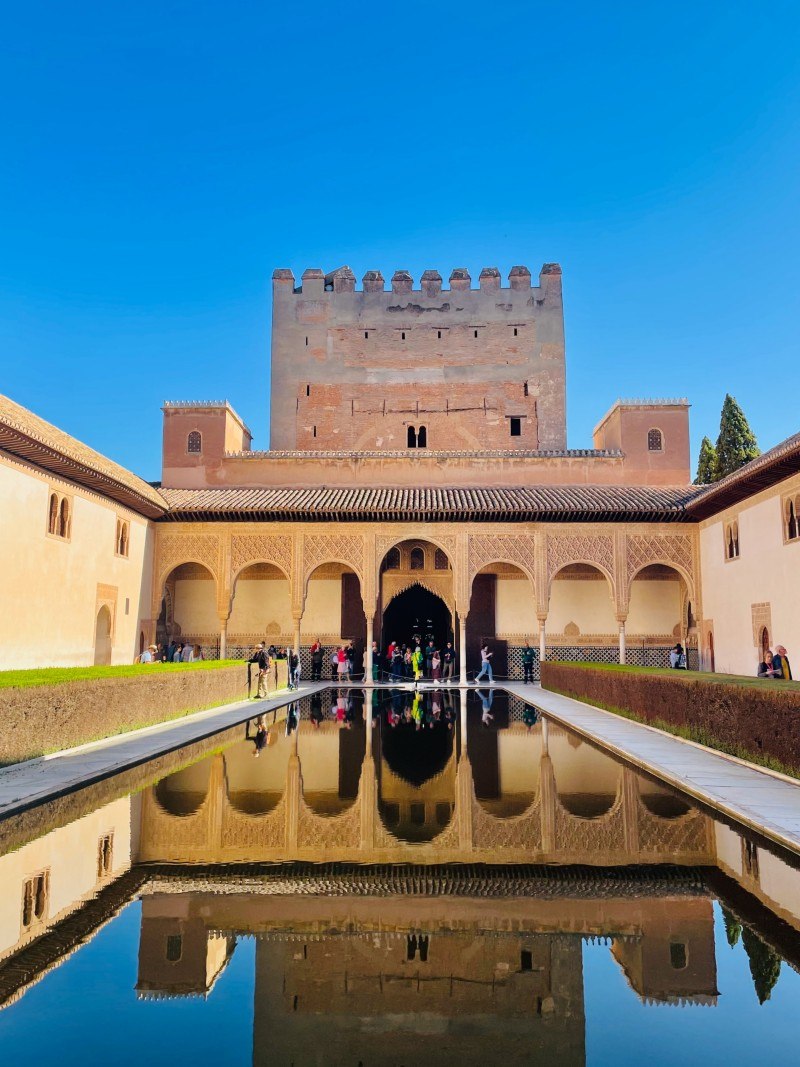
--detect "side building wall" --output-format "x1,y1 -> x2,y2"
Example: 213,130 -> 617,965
0,451 -> 155,670
698,471 -> 800,675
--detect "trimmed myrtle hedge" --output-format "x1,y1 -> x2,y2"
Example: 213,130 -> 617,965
541,661 -> 800,775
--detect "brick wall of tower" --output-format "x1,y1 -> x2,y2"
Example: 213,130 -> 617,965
269,265 -> 567,451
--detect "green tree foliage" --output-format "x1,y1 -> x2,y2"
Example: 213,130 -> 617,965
721,905 -> 742,948
741,925 -> 782,1004
694,436 -> 718,485
715,394 -> 760,479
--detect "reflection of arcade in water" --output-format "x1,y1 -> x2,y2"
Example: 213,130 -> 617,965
135,869 -> 719,1067
137,690 -> 713,866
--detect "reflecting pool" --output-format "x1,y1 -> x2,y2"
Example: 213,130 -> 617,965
1,688 -> 799,1065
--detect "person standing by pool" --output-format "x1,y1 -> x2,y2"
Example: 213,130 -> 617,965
475,644 -> 493,684
310,639 -> 323,681
431,647 -> 441,681
522,641 -> 535,683
442,641 -> 455,683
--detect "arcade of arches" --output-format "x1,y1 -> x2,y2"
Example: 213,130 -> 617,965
150,523 -> 699,679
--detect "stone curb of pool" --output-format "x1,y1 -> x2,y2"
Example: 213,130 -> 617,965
0,682 -> 327,819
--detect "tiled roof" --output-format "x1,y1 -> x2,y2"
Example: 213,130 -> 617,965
159,484 -> 701,522
0,394 -> 167,518
687,431 -> 800,518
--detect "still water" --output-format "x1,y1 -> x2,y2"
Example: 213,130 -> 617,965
0,688 -> 799,1065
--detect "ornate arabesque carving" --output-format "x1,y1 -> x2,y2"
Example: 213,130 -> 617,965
157,532 -> 220,583
381,574 -> 455,613
231,534 -> 293,579
468,533 -> 536,587
626,533 -> 694,592
547,535 -> 615,585
303,533 -> 365,583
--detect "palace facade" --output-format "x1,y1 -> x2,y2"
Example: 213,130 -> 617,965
1,263 -> 798,676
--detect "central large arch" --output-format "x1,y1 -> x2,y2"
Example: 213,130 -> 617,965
382,584 -> 453,651
377,539 -> 455,654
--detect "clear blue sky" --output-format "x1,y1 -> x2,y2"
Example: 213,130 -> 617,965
2,1 -> 798,481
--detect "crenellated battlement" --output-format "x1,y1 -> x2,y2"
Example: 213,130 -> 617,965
272,263 -> 561,295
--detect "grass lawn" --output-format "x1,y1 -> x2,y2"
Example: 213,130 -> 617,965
546,660 -> 800,692
0,660 -> 242,689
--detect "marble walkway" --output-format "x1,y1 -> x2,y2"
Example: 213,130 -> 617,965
0,683 -> 326,819
504,682 -> 800,857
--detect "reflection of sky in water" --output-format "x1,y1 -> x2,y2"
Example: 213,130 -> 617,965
584,902 -> 800,1066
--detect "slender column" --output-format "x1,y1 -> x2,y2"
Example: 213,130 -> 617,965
292,613 -> 302,656
538,614 -> 547,665
617,615 -> 627,665
218,613 -> 229,660
539,749 -> 556,855
459,610 -> 468,685
365,613 -> 374,685
285,729 -> 300,852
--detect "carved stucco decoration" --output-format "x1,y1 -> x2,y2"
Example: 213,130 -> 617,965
554,793 -> 626,854
157,532 -> 220,585
471,796 -> 542,852
546,534 -> 615,587
468,533 -> 536,589
626,533 -> 695,595
303,533 -> 365,586
297,798 -> 362,850
375,532 -> 458,569
381,574 -> 455,613
750,602 -> 772,648
231,534 -> 293,580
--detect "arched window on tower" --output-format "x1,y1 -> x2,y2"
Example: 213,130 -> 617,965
647,428 -> 663,452
407,425 -> 417,448
417,425 -> 427,448
187,430 -> 202,454
410,547 -> 425,570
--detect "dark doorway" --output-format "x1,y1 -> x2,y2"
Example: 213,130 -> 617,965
382,584 -> 452,650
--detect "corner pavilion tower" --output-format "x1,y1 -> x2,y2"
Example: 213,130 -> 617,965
154,263 -> 699,682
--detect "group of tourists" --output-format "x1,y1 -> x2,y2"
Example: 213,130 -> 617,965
137,641 -> 204,664
384,638 -> 457,682
758,645 -> 793,680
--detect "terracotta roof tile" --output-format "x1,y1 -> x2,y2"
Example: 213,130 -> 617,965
159,484 -> 701,522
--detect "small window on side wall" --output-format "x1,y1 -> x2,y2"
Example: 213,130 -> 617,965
510,417 -> 522,437
785,498 -> 799,542
648,428 -> 663,452
187,430 -> 202,454
724,521 -> 740,561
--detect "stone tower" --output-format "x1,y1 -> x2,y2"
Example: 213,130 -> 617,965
269,264 -> 567,452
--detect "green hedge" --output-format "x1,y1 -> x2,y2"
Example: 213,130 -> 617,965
541,661 -> 800,777
0,660 -> 240,690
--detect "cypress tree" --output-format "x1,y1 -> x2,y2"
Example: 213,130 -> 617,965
715,394 -> 760,479
741,925 -> 782,1004
694,436 -> 718,485
721,905 -> 742,948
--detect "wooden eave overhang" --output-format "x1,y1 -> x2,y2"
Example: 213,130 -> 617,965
0,424 -> 167,519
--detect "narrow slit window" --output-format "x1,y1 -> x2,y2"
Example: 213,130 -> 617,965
437,330 -> 442,339
401,331 -> 406,340
306,384 -> 310,396
407,426 -> 417,448
417,425 -> 427,448
474,329 -> 478,338
305,336 -> 308,346
523,381 -> 529,397
313,426 -> 317,438
513,327 -> 518,337
364,330 -> 369,339
510,417 -> 522,437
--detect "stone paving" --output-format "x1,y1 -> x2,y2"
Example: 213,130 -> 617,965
0,683 -> 325,819
505,682 -> 800,857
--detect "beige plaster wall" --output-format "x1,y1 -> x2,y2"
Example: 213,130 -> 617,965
699,473 -> 800,675
300,579 -> 341,638
0,796 -> 133,960
174,576 -> 220,636
227,577 -> 292,637
547,577 -> 617,636
626,580 -> 681,636
0,453 -> 155,669
495,577 -> 538,637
